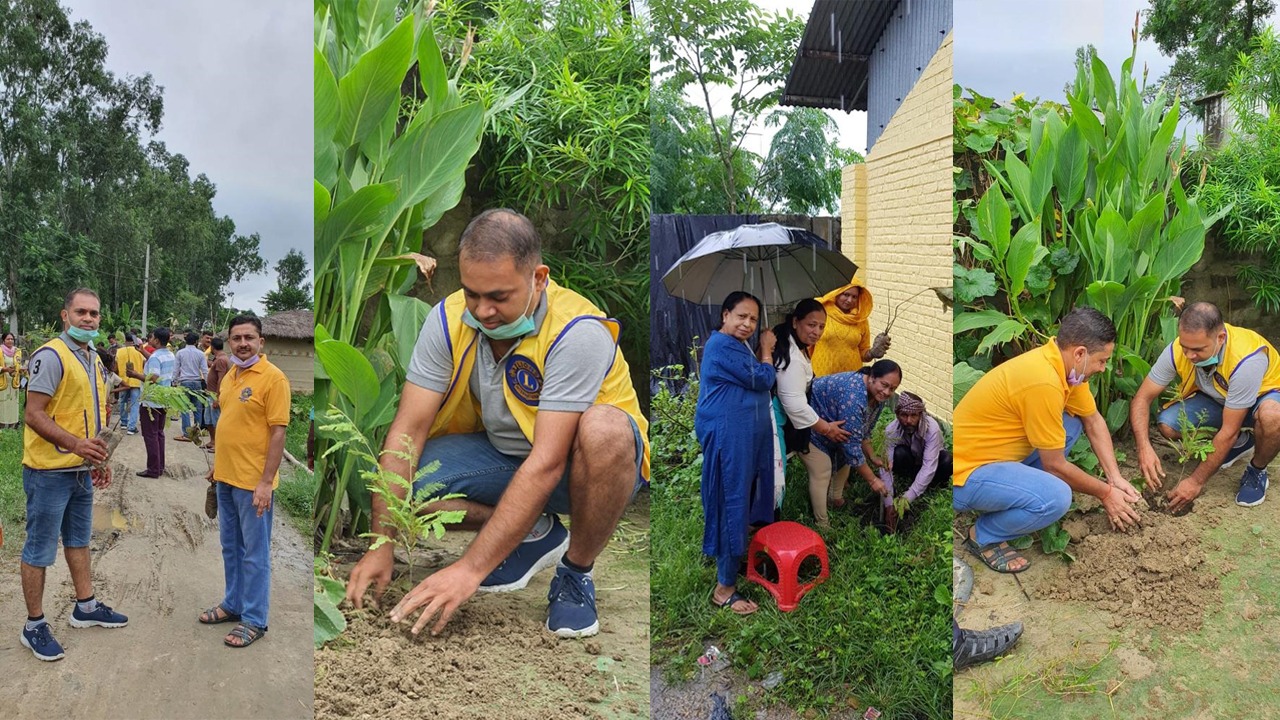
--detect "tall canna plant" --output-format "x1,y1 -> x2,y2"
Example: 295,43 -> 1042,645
312,0 -> 495,552
954,21 -> 1229,427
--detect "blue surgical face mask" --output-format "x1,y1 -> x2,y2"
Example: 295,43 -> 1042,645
462,278 -> 537,340
66,326 -> 99,344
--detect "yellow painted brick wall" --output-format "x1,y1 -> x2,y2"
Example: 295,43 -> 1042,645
841,32 -> 954,421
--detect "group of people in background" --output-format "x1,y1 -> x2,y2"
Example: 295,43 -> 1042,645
694,277 -> 951,615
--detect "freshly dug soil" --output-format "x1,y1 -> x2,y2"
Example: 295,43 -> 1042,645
315,498 -> 650,720
1038,506 -> 1219,632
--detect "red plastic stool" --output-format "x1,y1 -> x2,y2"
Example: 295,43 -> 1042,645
746,521 -> 829,612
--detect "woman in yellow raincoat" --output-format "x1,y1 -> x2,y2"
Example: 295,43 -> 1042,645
810,277 -> 891,377
0,332 -> 23,428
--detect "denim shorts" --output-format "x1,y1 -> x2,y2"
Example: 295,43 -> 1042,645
1157,389 -> 1280,431
22,467 -> 94,567
413,412 -> 646,515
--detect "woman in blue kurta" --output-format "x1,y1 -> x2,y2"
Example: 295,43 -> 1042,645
696,292 -> 776,615
808,359 -> 903,511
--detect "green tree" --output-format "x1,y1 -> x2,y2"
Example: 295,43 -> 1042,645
650,0 -> 804,213
755,107 -> 863,215
263,249 -> 313,313
650,80 -> 760,214
1141,0 -> 1275,108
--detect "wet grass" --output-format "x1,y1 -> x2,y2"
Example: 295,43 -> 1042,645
651,428 -> 954,718
285,391 -> 312,463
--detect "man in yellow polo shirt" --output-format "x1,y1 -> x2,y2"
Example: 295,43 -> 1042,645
953,307 -> 1141,573
1131,302 -> 1280,511
114,333 -> 145,434
198,315 -> 290,648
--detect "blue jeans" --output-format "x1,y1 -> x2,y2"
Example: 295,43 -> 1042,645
1157,390 -> 1280,433
21,467 -> 93,567
216,482 -> 273,628
953,413 -> 1082,546
179,380 -> 206,434
413,415 -> 646,514
119,386 -> 141,431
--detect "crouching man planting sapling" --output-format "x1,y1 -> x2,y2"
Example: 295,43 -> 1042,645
345,209 -> 650,639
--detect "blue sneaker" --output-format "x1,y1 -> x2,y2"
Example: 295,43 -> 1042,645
478,515 -> 569,593
20,623 -> 65,662
69,601 -> 129,629
1222,431 -> 1256,469
1237,464 -> 1269,507
546,564 -> 599,638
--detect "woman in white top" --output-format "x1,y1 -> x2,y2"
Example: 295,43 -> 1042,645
771,299 -> 853,528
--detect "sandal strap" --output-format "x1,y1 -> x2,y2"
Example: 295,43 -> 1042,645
965,536 -> 1026,572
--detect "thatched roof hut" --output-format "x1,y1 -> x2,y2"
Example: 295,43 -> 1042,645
260,308 -> 314,393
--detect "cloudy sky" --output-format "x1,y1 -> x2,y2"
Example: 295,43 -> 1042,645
63,0 -> 313,315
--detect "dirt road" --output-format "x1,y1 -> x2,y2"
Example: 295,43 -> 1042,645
0,426 -> 314,720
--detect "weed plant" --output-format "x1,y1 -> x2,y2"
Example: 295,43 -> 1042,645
650,370 -> 953,718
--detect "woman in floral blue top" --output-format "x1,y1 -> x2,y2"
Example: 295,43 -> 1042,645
808,359 -> 902,510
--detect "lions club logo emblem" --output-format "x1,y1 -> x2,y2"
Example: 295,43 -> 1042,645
239,387 -> 253,403
505,355 -> 542,406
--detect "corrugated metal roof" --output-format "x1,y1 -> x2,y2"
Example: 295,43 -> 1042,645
780,0 -> 899,112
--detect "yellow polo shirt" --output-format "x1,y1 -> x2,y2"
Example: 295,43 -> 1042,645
115,346 -> 145,389
213,358 -> 291,491
953,338 -> 1097,485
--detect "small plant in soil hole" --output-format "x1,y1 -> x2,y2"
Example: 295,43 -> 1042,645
1146,408 -> 1216,515
320,409 -> 466,586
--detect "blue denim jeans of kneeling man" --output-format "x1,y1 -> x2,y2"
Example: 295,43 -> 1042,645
953,412 -> 1083,546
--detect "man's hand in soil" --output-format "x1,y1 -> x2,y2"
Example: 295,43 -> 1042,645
1165,477 -> 1204,514
91,465 -> 111,489
345,545 -> 394,609
74,436 -> 109,465
1137,445 -> 1167,490
389,562 -> 482,636
1101,482 -> 1142,531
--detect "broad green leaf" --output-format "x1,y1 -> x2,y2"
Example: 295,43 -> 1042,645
383,102 -> 484,217
933,584 -> 950,606
1054,124 -> 1088,211
954,309 -> 1009,334
357,0 -> 397,44
1096,208 -> 1133,283
954,362 -> 987,405
387,294 -> 432,371
1028,132 -> 1055,220
1085,280 -> 1126,316
1067,92 -> 1104,154
314,590 -> 346,648
973,184 -> 1011,263
314,180 -> 331,225
1091,53 -> 1115,115
315,47 -> 340,188
1105,398 -> 1130,434
1141,97 -> 1180,188
1003,151 -> 1033,222
336,15 -> 413,149
1127,193 -> 1165,252
417,17 -> 448,112
1006,221 -> 1044,298
317,183 -> 396,273
316,337 -> 381,422
976,319 -> 1029,356
1151,211 -> 1206,285
963,132 -> 997,154
955,265 -> 998,303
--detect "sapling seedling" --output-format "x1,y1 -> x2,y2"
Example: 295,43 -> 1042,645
320,408 -> 465,585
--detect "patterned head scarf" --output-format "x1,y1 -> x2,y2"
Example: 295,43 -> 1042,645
895,391 -> 925,416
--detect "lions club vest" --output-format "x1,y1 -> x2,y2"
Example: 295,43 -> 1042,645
1167,324 -> 1280,406
23,338 -> 108,470
429,281 -> 651,481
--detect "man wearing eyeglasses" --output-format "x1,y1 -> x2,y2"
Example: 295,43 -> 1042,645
1131,301 -> 1280,512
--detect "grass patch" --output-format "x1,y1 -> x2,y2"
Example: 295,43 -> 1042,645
0,426 -> 24,551
276,466 -> 316,538
286,391 -> 312,462
650,379 -> 953,718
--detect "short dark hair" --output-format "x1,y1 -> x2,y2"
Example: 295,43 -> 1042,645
458,208 -> 542,271
210,337 -> 224,351
64,288 -> 99,309
1178,301 -> 1224,335
185,332 -> 198,346
719,291 -> 762,329
1058,307 -> 1116,352
124,332 -> 135,343
153,327 -> 171,346
201,330 -> 213,337
228,315 -> 263,335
